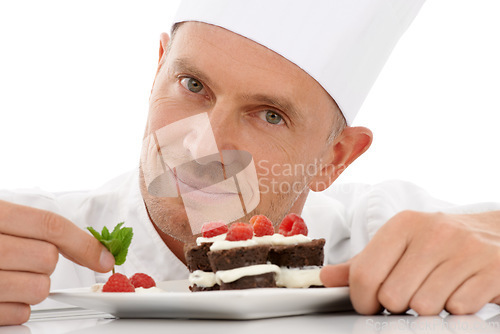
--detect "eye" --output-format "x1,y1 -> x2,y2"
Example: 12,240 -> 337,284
180,77 -> 205,94
258,110 -> 284,125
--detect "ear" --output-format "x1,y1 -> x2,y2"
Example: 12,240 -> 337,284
158,32 -> 170,65
151,32 -> 171,93
309,126 -> 373,191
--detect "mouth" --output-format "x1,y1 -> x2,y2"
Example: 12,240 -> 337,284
175,172 -> 239,196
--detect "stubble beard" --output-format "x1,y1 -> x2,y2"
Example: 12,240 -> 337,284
139,167 -> 308,241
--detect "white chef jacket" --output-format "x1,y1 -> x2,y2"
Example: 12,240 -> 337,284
1,169 -> 499,310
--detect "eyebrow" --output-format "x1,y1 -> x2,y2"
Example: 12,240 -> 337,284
241,93 -> 303,125
172,58 -> 215,89
172,57 -> 303,124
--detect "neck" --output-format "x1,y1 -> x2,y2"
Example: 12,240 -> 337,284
288,189 -> 309,215
144,203 -> 188,265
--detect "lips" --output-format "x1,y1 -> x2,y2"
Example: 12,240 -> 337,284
176,174 -> 239,195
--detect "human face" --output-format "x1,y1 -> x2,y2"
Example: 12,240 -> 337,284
140,22 -> 339,242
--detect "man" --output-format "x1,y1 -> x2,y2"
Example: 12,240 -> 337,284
1,0 -> 500,326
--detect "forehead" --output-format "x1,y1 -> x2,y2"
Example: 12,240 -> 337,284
171,22 -> 303,78
168,22 -> 337,119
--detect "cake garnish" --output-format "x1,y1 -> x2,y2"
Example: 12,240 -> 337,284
87,223 -> 159,293
102,273 -> 135,292
201,221 -> 228,238
225,222 -> 254,241
130,273 -> 156,289
87,222 -> 133,272
278,213 -> 308,237
250,215 -> 274,237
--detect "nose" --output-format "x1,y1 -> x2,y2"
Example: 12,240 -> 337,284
182,112 -> 219,165
207,102 -> 239,152
183,104 -> 238,165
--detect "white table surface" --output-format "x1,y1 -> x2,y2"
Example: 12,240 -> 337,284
1,304 -> 499,334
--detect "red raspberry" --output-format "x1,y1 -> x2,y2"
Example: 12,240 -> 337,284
201,221 -> 229,238
278,213 -> 308,237
225,222 -> 254,241
102,273 -> 135,292
250,215 -> 274,237
129,273 -> 156,289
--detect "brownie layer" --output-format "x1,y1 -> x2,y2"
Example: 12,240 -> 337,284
190,284 -> 220,292
268,238 -> 325,267
185,242 -> 213,272
208,245 -> 271,271
219,272 -> 276,290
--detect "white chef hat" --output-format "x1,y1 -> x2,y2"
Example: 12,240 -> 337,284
173,0 -> 425,125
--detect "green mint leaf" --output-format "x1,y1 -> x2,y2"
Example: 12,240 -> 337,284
110,222 -> 125,238
114,226 -> 133,265
102,226 -> 110,240
86,222 -> 133,267
86,227 -> 102,241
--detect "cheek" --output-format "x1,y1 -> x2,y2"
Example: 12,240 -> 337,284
148,75 -> 207,134
253,143 -> 310,197
253,137 -> 326,192
147,99 -> 189,134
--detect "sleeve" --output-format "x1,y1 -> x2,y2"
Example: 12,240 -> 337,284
323,180 -> 500,258
0,187 -> 64,214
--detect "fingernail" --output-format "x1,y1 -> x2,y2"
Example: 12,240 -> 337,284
100,249 -> 115,269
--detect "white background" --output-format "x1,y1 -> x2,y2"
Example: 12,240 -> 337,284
0,0 -> 499,205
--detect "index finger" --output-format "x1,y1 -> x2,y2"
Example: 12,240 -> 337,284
320,262 -> 350,287
348,211 -> 414,314
0,200 -> 115,273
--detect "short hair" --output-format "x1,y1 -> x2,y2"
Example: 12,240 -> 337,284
327,103 -> 347,143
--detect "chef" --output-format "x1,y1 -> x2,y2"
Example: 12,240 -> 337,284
1,0 -> 500,326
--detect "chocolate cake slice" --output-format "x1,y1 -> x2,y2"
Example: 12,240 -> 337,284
185,214 -> 326,291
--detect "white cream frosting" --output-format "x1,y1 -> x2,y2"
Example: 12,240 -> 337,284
189,270 -> 217,288
275,266 -> 323,288
254,234 -> 312,246
209,239 -> 258,251
209,233 -> 312,251
215,264 -> 281,284
196,233 -> 227,245
188,265 -> 324,288
135,287 -> 165,293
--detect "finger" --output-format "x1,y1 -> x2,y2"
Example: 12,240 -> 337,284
0,303 -> 31,326
320,263 -> 350,287
375,231 -> 458,314
0,234 -> 59,275
349,212 -> 415,314
446,272 -> 500,315
376,252 -> 439,314
0,201 -> 115,272
0,271 -> 50,305
408,258 -> 483,315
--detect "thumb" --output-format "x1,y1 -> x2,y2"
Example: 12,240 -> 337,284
61,239 -> 115,274
320,263 -> 350,287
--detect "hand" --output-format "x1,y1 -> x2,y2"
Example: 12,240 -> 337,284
0,200 -> 115,325
320,210 -> 500,315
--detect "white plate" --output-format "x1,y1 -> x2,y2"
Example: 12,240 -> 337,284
49,280 -> 352,320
